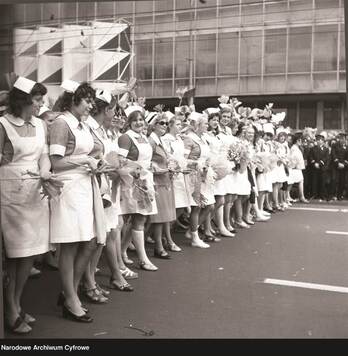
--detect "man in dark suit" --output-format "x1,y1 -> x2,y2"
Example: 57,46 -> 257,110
308,133 -> 331,201
331,133 -> 348,200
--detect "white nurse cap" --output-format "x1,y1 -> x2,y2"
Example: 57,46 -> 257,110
124,105 -> 144,118
189,112 -> 203,121
61,79 -> 80,93
38,105 -> 51,116
96,89 -> 112,104
145,111 -> 158,124
13,76 -> 36,94
204,107 -> 220,116
263,123 -> 275,135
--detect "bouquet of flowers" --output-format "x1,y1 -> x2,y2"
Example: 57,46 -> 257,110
26,170 -> 64,200
253,152 -> 272,173
228,140 -> 251,168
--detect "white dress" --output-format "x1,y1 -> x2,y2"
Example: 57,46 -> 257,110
288,144 -> 304,184
184,132 -> 215,207
0,115 -> 50,258
256,141 -> 273,193
50,112 -> 107,244
217,127 -> 239,195
204,131 -> 226,196
118,130 -> 157,216
86,116 -> 118,231
162,133 -> 190,208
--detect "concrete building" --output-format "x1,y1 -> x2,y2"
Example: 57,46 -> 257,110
3,0 -> 347,130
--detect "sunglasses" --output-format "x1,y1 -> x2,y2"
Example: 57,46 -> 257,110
157,121 -> 168,126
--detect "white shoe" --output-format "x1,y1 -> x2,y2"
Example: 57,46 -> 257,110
235,220 -> 250,229
218,226 -> 235,238
256,216 -> 270,222
185,230 -> 192,239
261,210 -> 271,216
191,239 -> 210,248
282,202 -> 289,209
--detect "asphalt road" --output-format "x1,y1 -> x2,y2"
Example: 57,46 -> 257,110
5,201 -> 348,339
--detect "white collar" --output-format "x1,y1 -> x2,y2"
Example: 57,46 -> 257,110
63,111 -> 84,129
5,113 -> 36,127
127,129 -> 145,140
150,132 -> 162,146
86,116 -> 101,131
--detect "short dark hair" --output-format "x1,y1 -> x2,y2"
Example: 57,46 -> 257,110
56,82 -> 95,112
207,112 -> 220,135
31,82 -> 47,97
8,87 -> 32,117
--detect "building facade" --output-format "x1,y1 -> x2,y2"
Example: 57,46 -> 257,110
6,0 -> 347,130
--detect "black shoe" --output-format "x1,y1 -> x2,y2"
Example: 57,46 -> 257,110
62,304 -> 93,323
57,292 -> 89,313
154,249 -> 171,259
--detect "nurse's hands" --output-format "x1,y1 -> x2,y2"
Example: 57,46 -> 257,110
40,170 -> 53,181
87,157 -> 99,171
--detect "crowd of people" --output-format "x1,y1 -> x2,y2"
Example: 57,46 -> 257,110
0,76 -> 347,334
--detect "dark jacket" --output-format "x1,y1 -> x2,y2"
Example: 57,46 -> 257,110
331,142 -> 348,168
308,145 -> 331,171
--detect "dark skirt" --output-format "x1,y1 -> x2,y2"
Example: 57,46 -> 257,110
150,183 -> 176,223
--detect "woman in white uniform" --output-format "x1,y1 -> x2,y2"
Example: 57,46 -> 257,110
217,108 -> 238,233
183,113 -> 215,248
205,110 -> 234,239
161,114 -> 189,251
0,78 -> 51,333
50,82 -> 105,323
148,113 -> 177,258
85,90 -> 134,294
118,108 -> 158,271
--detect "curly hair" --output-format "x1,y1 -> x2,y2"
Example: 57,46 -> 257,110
56,82 -> 95,112
8,87 -> 32,117
31,82 -> 47,97
207,112 -> 220,136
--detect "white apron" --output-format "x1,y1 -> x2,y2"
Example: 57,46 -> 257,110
0,115 -> 50,258
162,133 -> 190,209
50,114 -> 106,244
186,133 -> 215,207
120,130 -> 157,216
86,117 -> 118,231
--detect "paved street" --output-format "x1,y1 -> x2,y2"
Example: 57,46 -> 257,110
6,202 -> 348,339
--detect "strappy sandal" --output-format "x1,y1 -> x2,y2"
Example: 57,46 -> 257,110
122,254 -> 134,265
139,261 -> 158,271
5,316 -> 32,334
120,267 -> 139,280
83,287 -> 109,304
109,278 -> 134,292
167,243 -> 182,252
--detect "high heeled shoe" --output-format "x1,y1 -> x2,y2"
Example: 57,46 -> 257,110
110,278 -> 134,292
154,249 -> 171,259
62,304 -> 93,323
57,292 -> 89,313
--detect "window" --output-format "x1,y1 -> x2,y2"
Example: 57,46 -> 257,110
282,104 -> 297,129
313,25 -> 338,72
241,3 -> 262,25
153,80 -> 173,97
218,32 -> 239,76
240,30 -> 262,75
155,1 -> 173,12
175,36 -> 190,78
196,34 -> 216,77
340,24 -> 345,70
95,2 -> 115,20
288,27 -> 312,73
61,3 -> 77,23
265,1 -> 288,23
323,101 -> 341,130
42,4 -> 60,23
154,38 -> 173,79
136,39 -> 153,80
264,28 -> 287,74
24,3 -> 42,25
77,2 -> 95,21
299,102 -> 317,129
